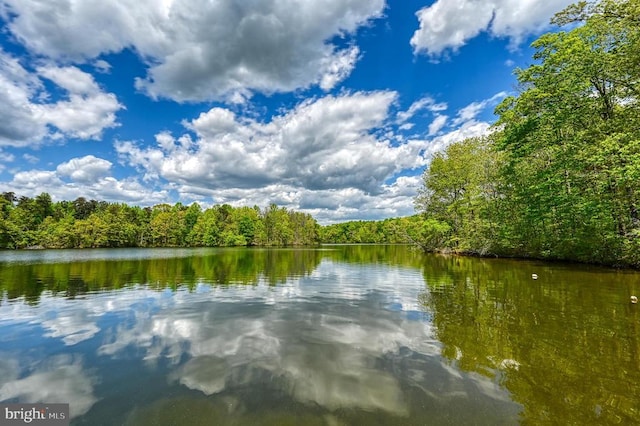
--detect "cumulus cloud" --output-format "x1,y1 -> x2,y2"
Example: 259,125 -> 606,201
410,0 -> 575,57
425,119 -> 491,156
0,355 -> 97,418
109,90 -> 503,222
38,66 -> 100,95
2,155 -> 167,204
0,51 -> 122,147
0,90 -> 504,222
0,51 -> 47,145
111,90 -> 444,221
2,0 -> 385,102
176,177 -> 424,224
117,91 -> 429,197
56,155 -> 112,183
404,92 -> 505,164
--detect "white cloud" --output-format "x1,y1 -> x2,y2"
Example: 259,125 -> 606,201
452,92 -> 507,126
397,96 -> 448,124
177,179 -> 423,224
318,46 -> 361,91
2,0 -> 385,102
0,51 -> 47,145
93,59 -> 111,73
0,90 -> 505,222
36,93 -> 121,141
117,91 -> 429,198
410,0 -> 575,57
407,93 -> 506,165
3,157 -> 167,204
426,120 -> 491,156
0,355 -> 97,418
22,153 -> 39,164
38,66 -> 101,95
109,91 -> 445,222
10,170 -> 62,190
0,150 -> 16,163
428,115 -> 448,136
0,51 -> 122,147
109,90 -> 505,222
56,155 -> 113,183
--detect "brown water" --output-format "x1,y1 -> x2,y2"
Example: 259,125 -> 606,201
0,245 -> 638,425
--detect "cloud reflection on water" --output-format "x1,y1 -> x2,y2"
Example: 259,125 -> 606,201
0,257 -> 518,421
0,355 -> 98,418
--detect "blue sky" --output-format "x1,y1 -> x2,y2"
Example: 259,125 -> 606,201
0,0 -> 574,223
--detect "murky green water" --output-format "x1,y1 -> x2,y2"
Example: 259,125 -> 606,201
0,245 -> 638,425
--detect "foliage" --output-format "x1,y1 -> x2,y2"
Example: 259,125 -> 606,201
0,194 -> 319,249
414,0 -> 640,267
419,254 -> 640,425
416,136 -> 503,254
0,244 -> 428,302
319,216 -> 422,245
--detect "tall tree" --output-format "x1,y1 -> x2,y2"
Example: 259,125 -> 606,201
415,136 -> 502,254
495,0 -> 640,263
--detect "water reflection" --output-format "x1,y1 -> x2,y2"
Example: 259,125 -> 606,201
0,247 -> 325,304
420,254 -> 640,425
0,246 -> 520,424
0,354 -> 97,418
2,246 -> 638,424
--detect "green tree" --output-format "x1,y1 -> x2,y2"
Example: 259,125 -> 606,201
150,206 -> 185,247
183,203 -> 202,242
410,0 -> 640,266
494,0 -> 640,264
415,136 -> 503,254
188,209 -> 220,246
264,204 -> 294,245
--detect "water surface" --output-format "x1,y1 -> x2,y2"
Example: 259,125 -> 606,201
0,245 -> 638,425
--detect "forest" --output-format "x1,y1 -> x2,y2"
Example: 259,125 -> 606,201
1,0 -> 639,267
0,193 -> 318,248
414,0 -> 640,267
0,190 -> 432,249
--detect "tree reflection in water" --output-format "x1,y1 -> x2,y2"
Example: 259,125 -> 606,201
420,254 -> 640,425
0,246 -> 638,424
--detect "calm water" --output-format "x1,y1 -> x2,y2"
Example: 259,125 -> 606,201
0,245 -> 639,425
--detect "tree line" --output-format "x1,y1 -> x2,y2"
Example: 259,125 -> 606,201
0,191 -> 425,250
414,0 -> 640,267
2,1 -> 638,267
0,192 -> 319,249
319,216 -> 423,244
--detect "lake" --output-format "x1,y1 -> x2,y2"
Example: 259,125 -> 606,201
0,245 -> 639,425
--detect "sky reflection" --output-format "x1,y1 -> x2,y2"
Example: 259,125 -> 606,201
0,247 -> 520,424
